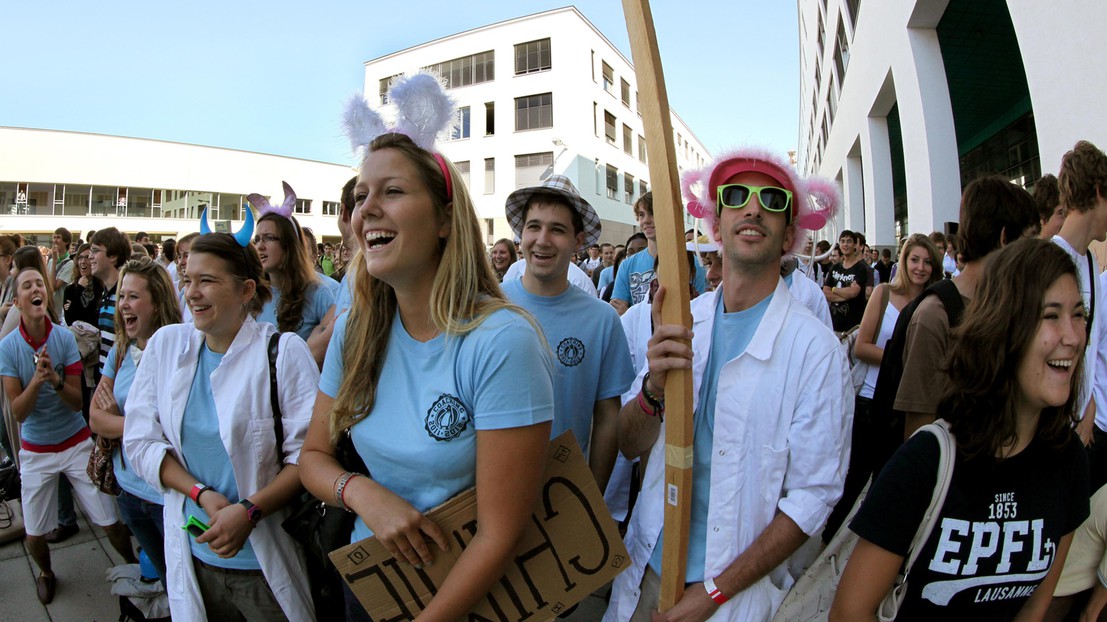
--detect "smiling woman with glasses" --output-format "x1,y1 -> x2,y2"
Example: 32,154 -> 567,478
62,244 -> 103,329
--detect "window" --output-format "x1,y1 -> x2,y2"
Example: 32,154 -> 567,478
845,0 -> 860,31
456,161 -> 471,189
604,111 -> 616,145
638,135 -> 647,163
515,152 -> 554,189
425,50 -> 494,89
591,50 -> 596,82
515,93 -> 553,130
624,173 -> 634,203
620,78 -> 631,107
635,91 -> 641,116
623,124 -> 633,155
593,102 -> 598,136
484,158 -> 495,194
485,102 -> 495,136
294,199 -> 311,214
602,62 -> 614,95
639,180 -> 648,198
484,218 -> 494,245
606,165 -> 618,200
322,201 -> 339,216
450,106 -> 471,140
514,38 -> 551,75
379,74 -> 400,104
835,17 -> 850,80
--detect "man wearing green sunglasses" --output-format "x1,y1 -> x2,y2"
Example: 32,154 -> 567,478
608,148 -> 850,622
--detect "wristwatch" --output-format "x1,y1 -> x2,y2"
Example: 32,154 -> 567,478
238,499 -> 263,525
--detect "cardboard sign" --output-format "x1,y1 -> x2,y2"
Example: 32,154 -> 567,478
330,432 -> 630,621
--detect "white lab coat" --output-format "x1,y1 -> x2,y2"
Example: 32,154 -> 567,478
786,270 -> 834,331
604,281 -> 853,622
123,317 -> 317,622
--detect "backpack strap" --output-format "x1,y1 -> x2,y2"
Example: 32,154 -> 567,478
872,284 -> 891,344
1087,252 -> 1096,341
268,332 -> 284,468
928,279 -> 965,328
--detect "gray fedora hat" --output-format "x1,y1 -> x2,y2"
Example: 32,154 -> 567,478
505,175 -> 602,250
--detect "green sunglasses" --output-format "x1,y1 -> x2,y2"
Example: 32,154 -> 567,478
717,184 -> 793,220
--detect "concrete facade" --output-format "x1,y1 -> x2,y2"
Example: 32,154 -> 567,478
797,0 -> 1107,245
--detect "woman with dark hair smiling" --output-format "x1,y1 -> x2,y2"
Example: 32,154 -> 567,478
124,231 -> 316,620
831,238 -> 1091,621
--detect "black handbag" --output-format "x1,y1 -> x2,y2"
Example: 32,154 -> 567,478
266,334 -> 367,620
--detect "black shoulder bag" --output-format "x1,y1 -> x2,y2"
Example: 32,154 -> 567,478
267,333 -> 367,621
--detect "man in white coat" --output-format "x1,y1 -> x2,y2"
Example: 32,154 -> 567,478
605,147 -> 852,622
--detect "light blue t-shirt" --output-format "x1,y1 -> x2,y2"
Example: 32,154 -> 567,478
103,345 -> 161,504
320,274 -> 341,299
500,280 -> 634,455
320,308 -> 555,544
334,269 -> 355,317
180,345 -> 259,570
649,291 -> 773,581
0,323 -> 85,445
612,249 -> 706,306
257,280 -> 336,340
597,265 -> 615,294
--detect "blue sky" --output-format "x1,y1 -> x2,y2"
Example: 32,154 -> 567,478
1,1 -> 799,165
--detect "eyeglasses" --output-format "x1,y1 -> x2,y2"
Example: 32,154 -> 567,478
77,255 -> 90,262
716,184 -> 793,218
252,234 -> 280,245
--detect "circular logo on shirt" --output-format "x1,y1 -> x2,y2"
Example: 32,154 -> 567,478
556,337 -> 586,367
425,394 -> 470,442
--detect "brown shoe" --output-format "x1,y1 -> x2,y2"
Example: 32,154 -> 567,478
44,523 -> 79,544
36,573 -> 56,604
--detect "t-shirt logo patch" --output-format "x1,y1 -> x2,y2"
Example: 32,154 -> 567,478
425,394 -> 470,442
557,337 -> 586,367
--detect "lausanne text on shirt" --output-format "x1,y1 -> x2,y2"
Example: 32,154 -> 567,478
920,517 -> 1054,606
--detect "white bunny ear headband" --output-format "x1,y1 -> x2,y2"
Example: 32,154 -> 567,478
343,71 -> 458,199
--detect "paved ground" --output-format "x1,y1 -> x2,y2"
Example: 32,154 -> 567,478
0,504 -> 610,621
0,506 -> 125,622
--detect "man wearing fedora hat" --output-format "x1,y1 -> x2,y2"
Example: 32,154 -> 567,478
502,175 -> 635,492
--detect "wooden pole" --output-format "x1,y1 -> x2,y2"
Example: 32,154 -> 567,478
621,0 -> 695,612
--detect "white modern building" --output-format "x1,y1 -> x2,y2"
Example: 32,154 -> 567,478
797,0 -> 1107,245
0,126 -> 353,245
364,6 -> 709,247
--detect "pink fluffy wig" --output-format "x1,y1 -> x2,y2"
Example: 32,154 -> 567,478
683,146 -> 842,256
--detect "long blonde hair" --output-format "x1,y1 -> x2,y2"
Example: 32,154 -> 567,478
114,256 -> 181,352
330,133 -> 532,441
888,233 -> 942,296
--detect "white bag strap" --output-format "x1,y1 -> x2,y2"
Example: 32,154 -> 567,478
878,419 -> 956,621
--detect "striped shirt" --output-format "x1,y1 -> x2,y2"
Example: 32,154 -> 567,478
98,284 -> 117,376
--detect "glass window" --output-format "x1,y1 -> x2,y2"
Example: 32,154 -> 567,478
514,38 -> 551,75
638,135 -> 647,163
623,124 -> 633,155
620,78 -> 631,107
604,111 -> 616,145
624,173 -> 634,203
639,180 -> 648,198
602,62 -> 614,95
515,93 -> 553,131
606,165 -> 618,200
450,106 -> 471,140
379,74 -> 400,104
425,50 -> 494,89
484,158 -> 495,194
456,161 -> 471,189
485,102 -> 495,136
515,152 -> 554,189
294,199 -> 311,214
322,201 -> 340,216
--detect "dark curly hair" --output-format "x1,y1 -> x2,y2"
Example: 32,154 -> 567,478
939,238 -> 1083,461
1058,140 -> 1107,214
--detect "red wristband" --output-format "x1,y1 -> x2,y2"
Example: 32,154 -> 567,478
636,391 -> 656,417
704,577 -> 728,604
190,483 -> 211,504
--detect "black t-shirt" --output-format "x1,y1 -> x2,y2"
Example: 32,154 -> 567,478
851,428 -> 1090,621
824,260 -> 869,331
875,260 -> 893,285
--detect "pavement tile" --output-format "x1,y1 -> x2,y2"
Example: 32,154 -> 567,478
0,554 -> 51,621
43,538 -> 120,622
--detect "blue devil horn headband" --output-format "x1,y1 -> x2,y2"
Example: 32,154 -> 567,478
199,206 -> 255,248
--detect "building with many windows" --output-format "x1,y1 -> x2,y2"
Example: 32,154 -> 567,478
0,126 -> 353,245
365,6 -> 709,246
798,0 -> 1107,244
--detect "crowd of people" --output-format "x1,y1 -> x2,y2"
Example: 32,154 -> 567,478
0,69 -> 1105,622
